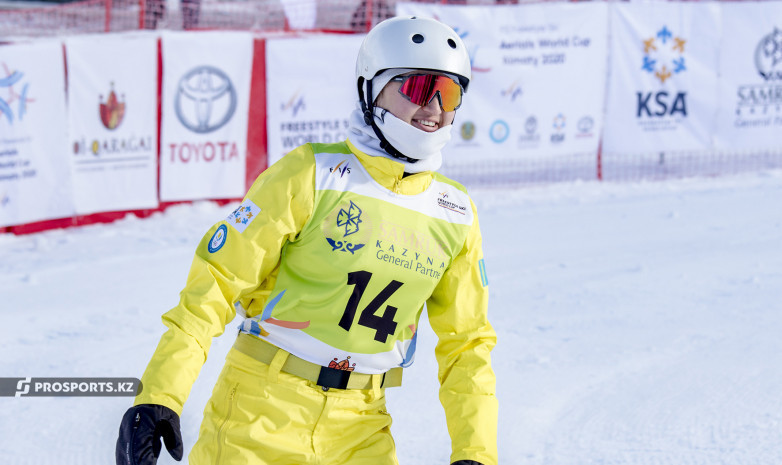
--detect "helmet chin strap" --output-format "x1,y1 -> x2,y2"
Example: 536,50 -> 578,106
358,78 -> 421,163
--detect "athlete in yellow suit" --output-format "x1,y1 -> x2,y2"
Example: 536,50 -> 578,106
117,16 -> 498,465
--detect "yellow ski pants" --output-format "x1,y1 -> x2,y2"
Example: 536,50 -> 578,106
189,346 -> 399,465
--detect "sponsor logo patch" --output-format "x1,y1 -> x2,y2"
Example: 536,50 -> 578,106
227,200 -> 261,233
208,224 -> 227,253
437,192 -> 467,215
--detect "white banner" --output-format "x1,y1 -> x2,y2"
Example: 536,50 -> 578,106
602,2 -> 721,153
66,33 -> 158,215
396,3 -> 609,165
0,40 -> 74,227
266,34 -> 364,166
160,31 -> 252,201
715,2 -> 782,150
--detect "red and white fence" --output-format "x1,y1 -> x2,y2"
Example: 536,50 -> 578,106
1,0 -> 781,234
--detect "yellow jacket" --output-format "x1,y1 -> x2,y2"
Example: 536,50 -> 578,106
134,140 -> 498,465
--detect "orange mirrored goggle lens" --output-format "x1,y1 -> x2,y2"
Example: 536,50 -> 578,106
395,74 -> 463,112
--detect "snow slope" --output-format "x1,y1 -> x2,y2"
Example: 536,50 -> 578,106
1,170 -> 781,465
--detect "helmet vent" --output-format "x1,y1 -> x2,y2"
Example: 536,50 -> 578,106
412,34 -> 424,44
447,38 -> 457,49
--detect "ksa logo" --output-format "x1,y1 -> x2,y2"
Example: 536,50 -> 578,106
637,25 -> 688,119
99,83 -> 125,130
0,64 -> 33,125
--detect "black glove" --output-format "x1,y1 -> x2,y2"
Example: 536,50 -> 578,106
116,404 -> 184,465
451,461 -> 484,465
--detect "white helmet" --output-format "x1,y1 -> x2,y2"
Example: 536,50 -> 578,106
354,16 -> 471,163
356,16 -> 472,93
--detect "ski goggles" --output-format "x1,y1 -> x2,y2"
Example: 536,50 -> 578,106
391,74 -> 464,112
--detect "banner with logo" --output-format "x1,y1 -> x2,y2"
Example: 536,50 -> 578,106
266,34 -> 364,166
602,2 -> 721,153
714,2 -> 782,150
66,33 -> 158,214
160,31 -> 253,201
0,40 -> 74,228
396,2 -> 608,165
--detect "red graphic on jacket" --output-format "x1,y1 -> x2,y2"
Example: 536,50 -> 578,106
328,356 -> 356,371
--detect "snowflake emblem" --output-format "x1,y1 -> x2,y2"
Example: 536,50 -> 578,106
642,26 -> 687,84
336,201 -> 362,237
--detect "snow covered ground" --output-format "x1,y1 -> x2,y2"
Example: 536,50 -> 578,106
1,170 -> 781,465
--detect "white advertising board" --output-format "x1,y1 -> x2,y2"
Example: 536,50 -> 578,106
160,31 -> 253,201
397,2 -> 609,165
715,2 -> 782,150
66,33 -> 159,215
0,40 -> 74,227
602,2 -> 721,153
266,34 -> 364,166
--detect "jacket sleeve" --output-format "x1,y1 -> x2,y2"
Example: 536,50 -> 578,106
133,146 -> 316,415
426,198 -> 498,465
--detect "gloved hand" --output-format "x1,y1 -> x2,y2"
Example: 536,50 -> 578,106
116,404 -> 184,465
451,461 -> 484,465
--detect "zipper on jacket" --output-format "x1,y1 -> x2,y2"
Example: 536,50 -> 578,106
128,411 -> 141,465
214,385 -> 238,465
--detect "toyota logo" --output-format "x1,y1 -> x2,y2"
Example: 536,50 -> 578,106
175,66 -> 237,134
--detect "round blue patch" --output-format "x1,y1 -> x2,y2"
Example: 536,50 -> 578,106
208,224 -> 227,253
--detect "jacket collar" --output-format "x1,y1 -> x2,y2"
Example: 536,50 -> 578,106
346,139 -> 433,195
